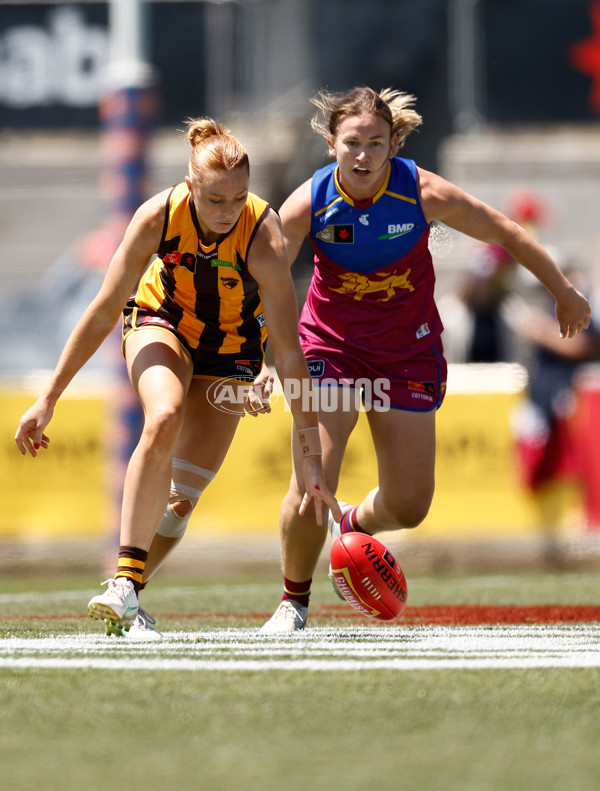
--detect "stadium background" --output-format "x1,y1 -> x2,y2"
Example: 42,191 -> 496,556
2,0 -> 600,573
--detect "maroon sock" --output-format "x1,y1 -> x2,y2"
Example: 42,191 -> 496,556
340,507 -> 371,535
282,576 -> 312,607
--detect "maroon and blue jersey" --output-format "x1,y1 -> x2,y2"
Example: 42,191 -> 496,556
300,157 -> 444,365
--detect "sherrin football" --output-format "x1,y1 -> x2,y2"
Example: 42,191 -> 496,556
329,532 -> 408,620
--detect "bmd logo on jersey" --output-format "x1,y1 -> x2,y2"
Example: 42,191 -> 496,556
378,223 -> 415,240
316,224 -> 354,244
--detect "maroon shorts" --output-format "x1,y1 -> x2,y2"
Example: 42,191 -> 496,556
301,341 -> 447,411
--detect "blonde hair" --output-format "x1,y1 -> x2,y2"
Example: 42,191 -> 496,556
310,86 -> 422,151
185,117 -> 249,183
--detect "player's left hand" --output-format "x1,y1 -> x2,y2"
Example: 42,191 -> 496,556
299,456 -> 343,527
244,364 -> 274,416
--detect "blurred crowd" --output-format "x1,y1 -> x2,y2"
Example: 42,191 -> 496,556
439,190 -> 600,565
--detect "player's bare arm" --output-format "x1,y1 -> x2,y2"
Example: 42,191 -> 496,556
417,167 -> 591,339
248,209 -> 319,429
247,209 -> 309,400
14,192 -> 167,457
278,179 -> 312,266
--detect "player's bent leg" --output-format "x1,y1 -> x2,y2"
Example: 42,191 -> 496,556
358,407 -> 437,534
103,457 -> 215,637
138,458 -> 217,592
118,327 -> 193,553
128,379 -> 244,633
357,483 -> 433,534
142,458 -> 217,580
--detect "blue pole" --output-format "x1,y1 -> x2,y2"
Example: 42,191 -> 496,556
101,0 -> 159,566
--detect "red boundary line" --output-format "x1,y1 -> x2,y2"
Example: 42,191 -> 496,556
3,605 -> 600,625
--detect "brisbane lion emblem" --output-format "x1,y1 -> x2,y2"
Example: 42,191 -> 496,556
330,268 -> 414,301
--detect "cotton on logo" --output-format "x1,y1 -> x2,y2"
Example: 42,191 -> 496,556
0,8 -> 108,108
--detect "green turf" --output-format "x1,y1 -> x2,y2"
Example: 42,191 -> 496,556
0,573 -> 599,791
1,572 -> 599,637
1,665 -> 599,791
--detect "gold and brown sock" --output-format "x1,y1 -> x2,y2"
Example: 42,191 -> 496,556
115,545 -> 148,593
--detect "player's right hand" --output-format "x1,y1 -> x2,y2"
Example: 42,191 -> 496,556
15,400 -> 53,457
299,455 -> 342,527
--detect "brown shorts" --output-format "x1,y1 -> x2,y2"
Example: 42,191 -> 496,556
122,308 -> 264,382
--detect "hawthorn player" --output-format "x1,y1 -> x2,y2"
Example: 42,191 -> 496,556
15,118 -> 340,637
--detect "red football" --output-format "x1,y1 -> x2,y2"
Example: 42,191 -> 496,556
329,532 -> 408,621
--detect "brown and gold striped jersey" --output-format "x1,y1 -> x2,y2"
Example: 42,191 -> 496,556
129,181 -> 270,355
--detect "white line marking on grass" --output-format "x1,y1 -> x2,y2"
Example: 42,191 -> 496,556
0,583 -> 262,607
1,625 -> 599,670
0,589 -> 96,604
2,656 -> 600,670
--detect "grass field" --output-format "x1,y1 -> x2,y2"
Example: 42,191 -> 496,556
0,572 -> 599,791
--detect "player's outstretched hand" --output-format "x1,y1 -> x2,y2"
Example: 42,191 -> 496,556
555,287 -> 591,339
299,456 -> 342,527
244,363 -> 274,417
15,398 -> 53,457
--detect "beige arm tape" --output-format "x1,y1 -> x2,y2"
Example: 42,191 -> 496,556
297,426 -> 322,457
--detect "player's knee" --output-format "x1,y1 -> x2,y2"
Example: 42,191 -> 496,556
157,490 -> 198,539
157,501 -> 194,539
170,498 -> 194,518
156,460 -> 216,539
143,405 -> 185,448
398,507 -> 428,529
383,494 -> 431,530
